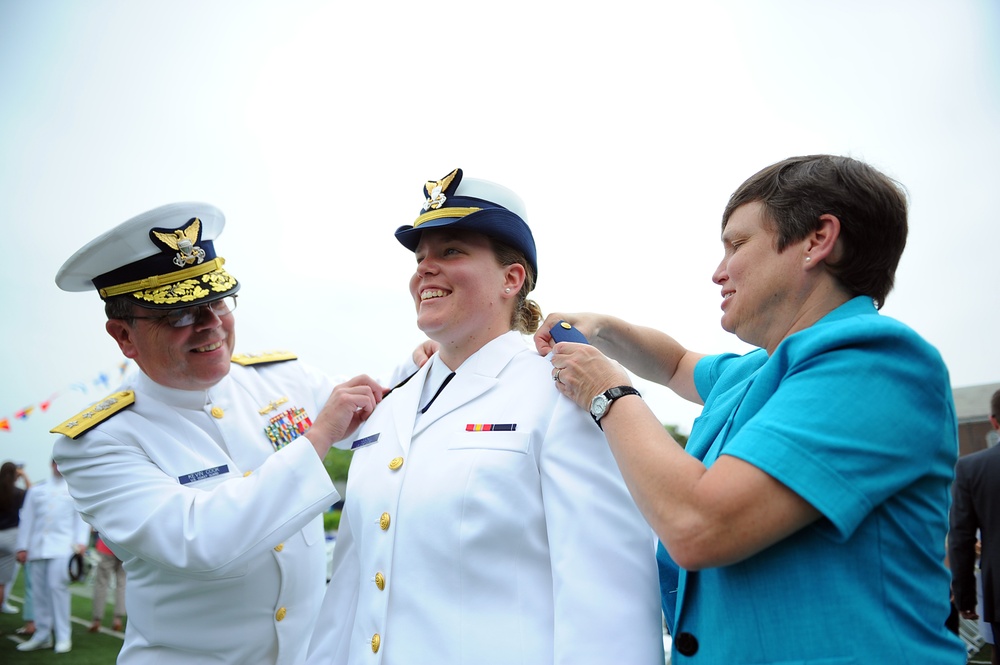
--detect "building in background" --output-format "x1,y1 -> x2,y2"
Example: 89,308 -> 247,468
954,382 -> 1000,457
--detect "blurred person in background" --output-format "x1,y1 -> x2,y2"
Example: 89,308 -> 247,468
950,388 -> 1000,664
15,460 -> 90,653
0,461 -> 30,616
89,532 -> 127,633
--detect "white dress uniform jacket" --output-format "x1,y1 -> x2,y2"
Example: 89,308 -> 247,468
53,360 -> 341,665
308,332 -> 663,665
15,476 -> 90,561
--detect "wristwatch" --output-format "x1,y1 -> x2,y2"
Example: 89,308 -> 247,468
589,386 -> 641,429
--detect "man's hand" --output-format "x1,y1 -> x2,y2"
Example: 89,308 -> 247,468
306,375 -> 384,458
412,340 -> 439,367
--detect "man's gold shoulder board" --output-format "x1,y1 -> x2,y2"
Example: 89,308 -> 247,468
50,391 -> 136,440
231,350 -> 298,366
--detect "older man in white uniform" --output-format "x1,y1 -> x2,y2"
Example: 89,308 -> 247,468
51,203 -> 400,664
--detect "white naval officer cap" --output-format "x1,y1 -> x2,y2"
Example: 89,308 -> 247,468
56,202 -> 240,309
394,168 -> 538,281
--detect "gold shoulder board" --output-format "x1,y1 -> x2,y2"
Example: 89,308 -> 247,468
231,350 -> 298,366
50,390 -> 136,440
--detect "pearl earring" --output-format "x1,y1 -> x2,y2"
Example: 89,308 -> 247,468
505,288 -> 511,293
805,257 -> 812,262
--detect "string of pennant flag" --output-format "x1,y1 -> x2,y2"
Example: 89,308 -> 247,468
0,361 -> 132,433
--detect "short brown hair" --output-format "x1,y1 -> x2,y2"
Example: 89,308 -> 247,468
722,155 -> 908,309
104,295 -> 137,321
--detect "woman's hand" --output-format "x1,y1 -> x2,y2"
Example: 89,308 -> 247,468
534,312 -> 604,356
549,342 -> 631,411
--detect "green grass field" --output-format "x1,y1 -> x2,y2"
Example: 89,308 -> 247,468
1,564 -> 994,664
968,639 -> 995,664
2,569 -> 124,663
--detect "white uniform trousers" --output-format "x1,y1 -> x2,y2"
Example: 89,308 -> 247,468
29,557 -> 71,643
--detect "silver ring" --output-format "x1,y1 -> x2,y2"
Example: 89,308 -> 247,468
553,369 -> 562,383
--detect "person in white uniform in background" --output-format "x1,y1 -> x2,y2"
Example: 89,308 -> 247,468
15,460 -> 90,653
307,169 -> 663,665
51,202 -> 428,664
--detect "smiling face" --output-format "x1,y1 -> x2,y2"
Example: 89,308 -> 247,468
106,303 -> 236,391
409,229 -> 524,368
713,201 -> 810,353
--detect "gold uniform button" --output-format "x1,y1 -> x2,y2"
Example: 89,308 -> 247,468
379,512 -> 391,530
388,456 -> 404,470
243,471 -> 253,477
371,633 -> 381,653
210,406 -> 225,419
274,543 -> 284,552
275,607 -> 287,621
374,572 -> 385,590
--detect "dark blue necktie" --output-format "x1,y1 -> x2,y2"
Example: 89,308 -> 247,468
420,372 -> 456,414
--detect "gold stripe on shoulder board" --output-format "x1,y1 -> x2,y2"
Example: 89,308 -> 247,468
231,350 -> 298,366
51,391 -> 136,439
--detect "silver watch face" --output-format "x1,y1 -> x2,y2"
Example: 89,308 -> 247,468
590,394 -> 610,419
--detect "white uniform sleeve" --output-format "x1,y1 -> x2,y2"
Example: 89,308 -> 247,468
14,487 -> 36,552
55,434 -> 338,578
540,396 -> 665,665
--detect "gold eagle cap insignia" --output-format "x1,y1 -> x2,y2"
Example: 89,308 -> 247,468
423,169 -> 459,211
152,217 -> 201,250
151,217 -> 206,267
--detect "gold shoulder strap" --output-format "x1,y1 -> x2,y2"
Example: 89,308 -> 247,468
51,391 -> 135,440
231,350 -> 298,366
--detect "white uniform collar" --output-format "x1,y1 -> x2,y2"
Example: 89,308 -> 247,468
418,356 -> 455,412
134,370 -> 229,410
454,330 -> 529,378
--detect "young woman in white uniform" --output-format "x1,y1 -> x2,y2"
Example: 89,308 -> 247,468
307,169 -> 663,665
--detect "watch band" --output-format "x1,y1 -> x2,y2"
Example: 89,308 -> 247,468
592,385 -> 641,429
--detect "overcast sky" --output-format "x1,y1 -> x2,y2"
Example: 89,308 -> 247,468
2,0 -> 997,479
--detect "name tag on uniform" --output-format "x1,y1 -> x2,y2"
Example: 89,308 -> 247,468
178,465 -> 230,485
351,433 -> 380,450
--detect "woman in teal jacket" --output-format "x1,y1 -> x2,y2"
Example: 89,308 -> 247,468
537,154 -> 965,663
